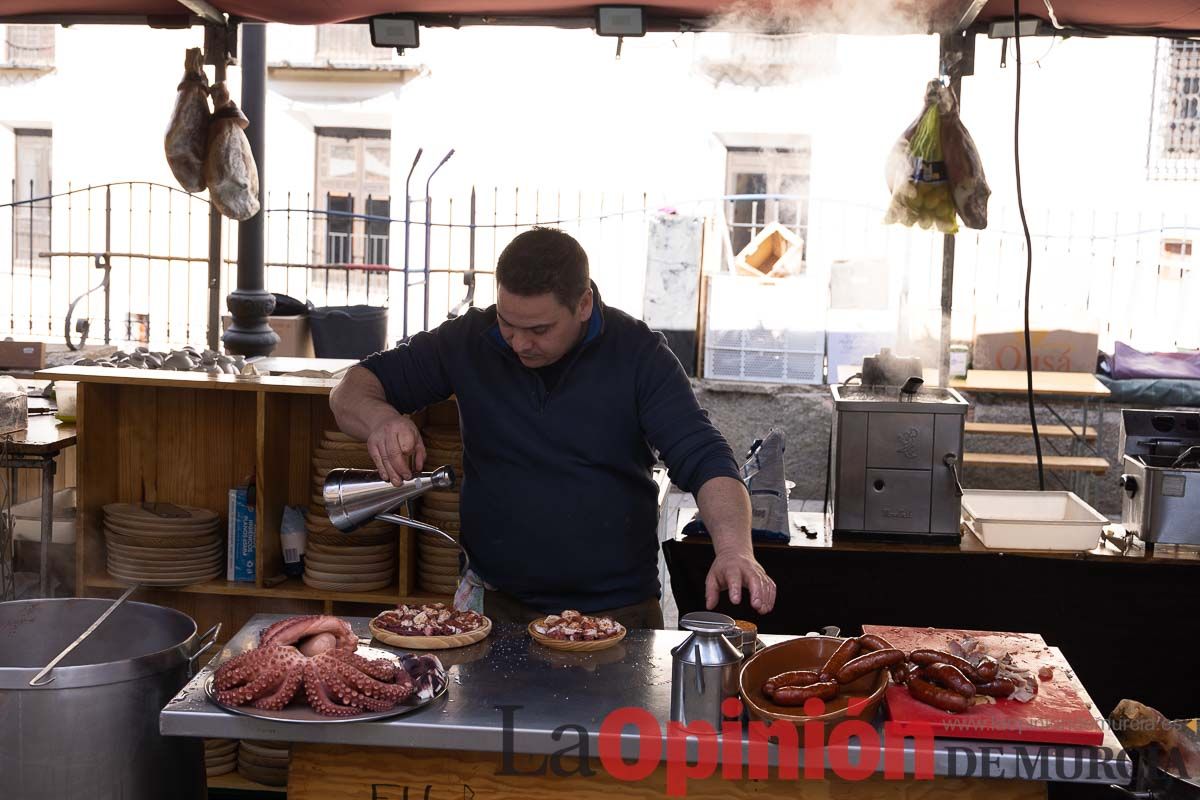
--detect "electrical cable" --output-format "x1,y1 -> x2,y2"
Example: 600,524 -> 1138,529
1013,0 -> 1046,490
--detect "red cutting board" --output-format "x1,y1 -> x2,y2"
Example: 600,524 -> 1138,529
862,624 -> 1104,746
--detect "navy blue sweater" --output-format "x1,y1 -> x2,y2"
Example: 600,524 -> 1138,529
361,285 -> 741,611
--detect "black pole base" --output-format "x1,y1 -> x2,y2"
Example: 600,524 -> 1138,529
222,289 -> 279,356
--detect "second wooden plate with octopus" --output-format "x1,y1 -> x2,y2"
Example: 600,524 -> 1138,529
527,621 -> 628,652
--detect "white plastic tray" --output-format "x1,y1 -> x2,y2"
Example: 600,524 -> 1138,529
961,489 -> 1106,551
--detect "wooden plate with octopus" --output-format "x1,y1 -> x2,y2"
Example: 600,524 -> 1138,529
527,620 -> 628,652
369,615 -> 492,650
204,643 -> 447,724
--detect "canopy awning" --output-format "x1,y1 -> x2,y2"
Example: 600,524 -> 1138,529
2,0 -> 1199,35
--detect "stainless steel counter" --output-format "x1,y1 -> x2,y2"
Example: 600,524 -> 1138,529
162,615 -> 1132,785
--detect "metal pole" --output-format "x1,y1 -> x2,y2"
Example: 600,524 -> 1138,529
104,185 -> 112,345
402,149 -> 423,342
938,31 -> 974,385
206,51 -> 227,351
39,459 -> 56,597
222,22 -> 278,356
423,149 -> 455,332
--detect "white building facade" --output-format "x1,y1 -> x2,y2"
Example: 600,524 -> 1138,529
1,20 -> 1197,360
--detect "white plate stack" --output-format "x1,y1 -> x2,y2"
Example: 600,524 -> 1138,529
103,503 -> 223,587
204,738 -> 237,777
304,430 -> 398,592
237,740 -> 290,787
418,415 -> 463,596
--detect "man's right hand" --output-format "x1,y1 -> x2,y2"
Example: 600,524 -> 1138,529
367,415 -> 427,486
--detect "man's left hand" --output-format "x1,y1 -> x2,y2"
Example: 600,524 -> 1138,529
705,551 -> 776,614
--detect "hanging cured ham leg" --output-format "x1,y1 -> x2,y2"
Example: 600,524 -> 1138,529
163,47 -> 210,192
205,81 -> 261,221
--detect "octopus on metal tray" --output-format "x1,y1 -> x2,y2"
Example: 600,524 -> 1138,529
213,615 -> 414,717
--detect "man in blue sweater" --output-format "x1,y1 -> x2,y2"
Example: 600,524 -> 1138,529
330,227 -> 775,628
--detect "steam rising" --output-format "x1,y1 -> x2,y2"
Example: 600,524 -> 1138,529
701,0 -> 981,36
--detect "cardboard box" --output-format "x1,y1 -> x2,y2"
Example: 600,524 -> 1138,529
227,483 -> 256,582
972,329 -> 1099,373
0,339 -> 46,370
222,314 -> 314,358
734,223 -> 805,278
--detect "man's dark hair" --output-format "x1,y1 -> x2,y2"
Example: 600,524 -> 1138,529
496,227 -> 590,308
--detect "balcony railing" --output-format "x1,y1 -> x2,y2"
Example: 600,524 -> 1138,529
4,180 -> 1198,358
0,182 -> 654,350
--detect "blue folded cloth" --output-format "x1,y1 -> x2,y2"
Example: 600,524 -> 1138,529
681,515 -> 790,544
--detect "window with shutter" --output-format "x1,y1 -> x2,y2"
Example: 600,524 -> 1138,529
4,24 -> 54,67
13,129 -> 52,277
314,129 -> 392,268
1149,40 -> 1200,179
724,144 -> 811,262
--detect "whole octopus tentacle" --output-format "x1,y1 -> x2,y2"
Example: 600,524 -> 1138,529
214,645 -> 303,703
321,656 -> 409,705
301,660 -> 362,716
324,648 -> 398,683
314,660 -> 400,712
212,648 -> 262,691
250,663 -> 305,711
215,662 -> 287,706
323,658 -> 401,709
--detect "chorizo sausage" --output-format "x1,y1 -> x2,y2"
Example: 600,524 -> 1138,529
974,677 -> 1017,698
974,656 -> 999,681
909,649 -> 981,681
890,661 -> 920,685
918,663 -> 977,698
772,681 -> 839,706
763,670 -> 820,697
817,637 -> 861,682
858,633 -> 895,652
907,677 -> 971,713
835,648 -> 905,684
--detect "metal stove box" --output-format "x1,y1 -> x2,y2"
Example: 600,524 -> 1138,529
828,385 -> 968,539
1119,408 -> 1200,546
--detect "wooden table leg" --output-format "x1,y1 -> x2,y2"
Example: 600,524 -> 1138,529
289,743 -> 1047,800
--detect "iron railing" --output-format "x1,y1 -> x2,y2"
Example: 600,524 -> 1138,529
0,181 -> 655,349
261,186 -> 654,342
4,180 -> 1200,357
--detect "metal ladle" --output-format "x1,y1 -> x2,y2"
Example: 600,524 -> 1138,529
28,583 -> 138,686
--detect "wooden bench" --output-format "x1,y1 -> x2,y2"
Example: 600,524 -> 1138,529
962,452 -> 1110,474
964,421 -> 1098,440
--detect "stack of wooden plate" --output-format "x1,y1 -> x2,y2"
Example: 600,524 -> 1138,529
204,738 -> 237,778
237,740 -> 289,787
102,503 -> 223,587
305,430 -> 398,592
418,421 -> 464,596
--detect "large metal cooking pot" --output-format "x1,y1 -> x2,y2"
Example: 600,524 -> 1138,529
0,598 -> 219,800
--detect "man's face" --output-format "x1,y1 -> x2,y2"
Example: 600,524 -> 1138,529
496,286 -> 593,368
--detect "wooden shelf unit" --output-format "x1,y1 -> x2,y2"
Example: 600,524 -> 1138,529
39,367 -> 453,638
